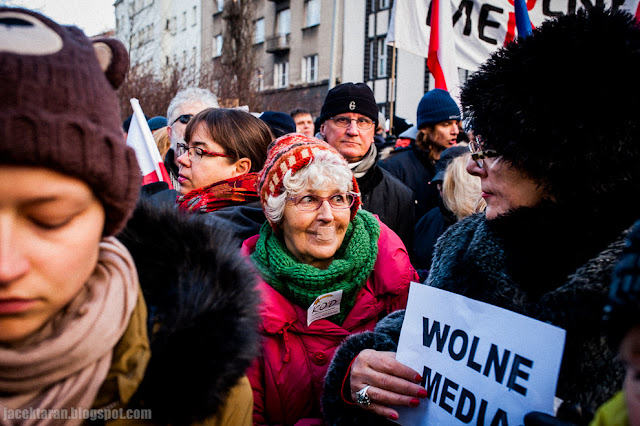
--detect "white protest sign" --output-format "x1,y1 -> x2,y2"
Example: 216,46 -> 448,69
395,283 -> 566,426
388,0 -> 640,72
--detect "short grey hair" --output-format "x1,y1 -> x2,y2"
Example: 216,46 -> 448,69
264,151 -> 356,224
167,87 -> 219,123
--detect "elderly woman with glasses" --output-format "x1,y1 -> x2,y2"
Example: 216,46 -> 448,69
240,133 -> 418,425
173,108 -> 273,240
320,7 -> 640,425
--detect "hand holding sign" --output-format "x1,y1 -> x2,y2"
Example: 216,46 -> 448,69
395,283 -> 566,426
349,350 -> 427,420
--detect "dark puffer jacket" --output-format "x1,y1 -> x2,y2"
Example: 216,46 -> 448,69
357,163 -> 415,257
323,207 -> 634,425
378,143 -> 439,221
114,199 -> 260,424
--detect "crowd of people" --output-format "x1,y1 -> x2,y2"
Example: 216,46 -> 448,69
1,4 -> 639,426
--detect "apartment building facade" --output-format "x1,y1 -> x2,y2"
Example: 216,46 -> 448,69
114,0 -> 203,82
115,0 -> 428,125
208,0 -> 344,117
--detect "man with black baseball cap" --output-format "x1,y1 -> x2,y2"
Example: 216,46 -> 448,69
317,82 -> 415,254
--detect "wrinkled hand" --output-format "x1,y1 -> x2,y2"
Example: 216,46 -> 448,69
350,350 -> 428,421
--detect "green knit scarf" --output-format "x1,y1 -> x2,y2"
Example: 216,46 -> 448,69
251,210 -> 380,325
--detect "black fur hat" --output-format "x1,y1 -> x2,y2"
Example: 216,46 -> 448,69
461,7 -> 640,208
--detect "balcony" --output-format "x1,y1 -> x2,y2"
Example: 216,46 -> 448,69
266,34 -> 290,53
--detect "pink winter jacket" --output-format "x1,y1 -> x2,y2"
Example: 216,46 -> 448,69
240,219 -> 418,426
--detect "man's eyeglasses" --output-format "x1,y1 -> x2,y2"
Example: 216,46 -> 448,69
286,193 -> 358,211
176,142 -> 236,162
329,116 -> 375,130
172,114 -> 193,125
469,140 -> 499,168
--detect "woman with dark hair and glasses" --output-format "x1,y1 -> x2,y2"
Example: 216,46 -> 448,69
321,7 -> 640,425
173,108 -> 273,241
240,133 -> 417,424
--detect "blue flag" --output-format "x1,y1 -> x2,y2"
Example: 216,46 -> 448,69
514,0 -> 533,38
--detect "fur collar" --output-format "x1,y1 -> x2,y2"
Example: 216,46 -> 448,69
117,199 -> 259,424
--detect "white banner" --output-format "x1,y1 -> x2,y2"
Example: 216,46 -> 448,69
395,283 -> 566,426
388,0 -> 640,71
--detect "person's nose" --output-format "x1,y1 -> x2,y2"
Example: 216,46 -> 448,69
466,157 -> 485,177
316,200 -> 335,222
345,120 -> 360,136
177,151 -> 190,168
0,215 -> 29,285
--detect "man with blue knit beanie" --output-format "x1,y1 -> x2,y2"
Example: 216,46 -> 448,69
380,88 -> 462,221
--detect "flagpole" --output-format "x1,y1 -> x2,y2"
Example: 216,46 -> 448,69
389,42 -> 396,135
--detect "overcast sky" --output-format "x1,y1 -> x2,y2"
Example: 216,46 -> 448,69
2,0 -> 116,36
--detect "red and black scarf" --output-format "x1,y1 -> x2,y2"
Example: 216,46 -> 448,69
177,172 -> 260,213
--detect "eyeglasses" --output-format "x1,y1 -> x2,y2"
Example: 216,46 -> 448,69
177,142 -> 236,162
469,140 -> 499,168
286,193 -> 358,211
329,116 -> 375,130
172,114 -> 193,125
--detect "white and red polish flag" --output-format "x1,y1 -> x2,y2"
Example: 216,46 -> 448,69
388,0 -> 460,102
427,0 -> 461,101
126,98 -> 173,188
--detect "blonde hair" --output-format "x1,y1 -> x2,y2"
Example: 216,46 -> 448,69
153,126 -> 171,158
442,153 -> 486,220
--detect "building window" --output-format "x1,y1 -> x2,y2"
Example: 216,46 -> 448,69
213,34 -> 223,58
305,0 -> 320,27
182,11 -> 187,31
254,18 -> 265,44
274,62 -> 289,88
277,9 -> 291,36
192,6 -> 197,26
379,0 -> 390,9
256,67 -> 264,91
216,0 -> 224,13
377,38 -> 388,78
302,54 -> 318,83
368,40 -> 375,80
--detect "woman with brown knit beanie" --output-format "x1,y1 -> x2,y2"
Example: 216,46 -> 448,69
240,133 -> 418,424
0,7 -> 259,425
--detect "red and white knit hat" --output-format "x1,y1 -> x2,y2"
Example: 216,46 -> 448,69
257,133 -> 361,226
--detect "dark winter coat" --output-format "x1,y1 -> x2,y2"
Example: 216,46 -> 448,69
110,199 -> 260,425
357,163 -> 415,257
378,143 -> 439,221
144,187 -> 266,243
323,210 -> 632,425
413,199 -> 457,276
